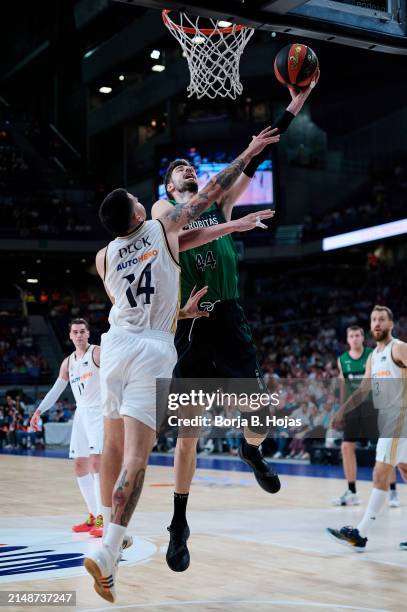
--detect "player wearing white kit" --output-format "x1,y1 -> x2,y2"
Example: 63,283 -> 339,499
83,127 -> 278,603
327,305 -> 407,551
31,319 -> 104,537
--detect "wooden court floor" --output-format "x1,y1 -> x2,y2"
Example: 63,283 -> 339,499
0,454 -> 407,612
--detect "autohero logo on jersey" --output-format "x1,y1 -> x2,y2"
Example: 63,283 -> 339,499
116,235 -> 159,271
0,530 -> 155,582
166,389 -> 302,430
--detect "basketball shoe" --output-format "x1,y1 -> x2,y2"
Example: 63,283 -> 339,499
238,438 -> 281,493
331,490 -> 361,506
166,523 -> 190,572
72,513 -> 95,533
326,526 -> 367,551
89,514 -> 103,538
389,490 -> 401,508
84,544 -> 119,603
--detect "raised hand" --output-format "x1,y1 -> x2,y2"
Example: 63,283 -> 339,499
247,127 -> 280,157
232,209 -> 275,232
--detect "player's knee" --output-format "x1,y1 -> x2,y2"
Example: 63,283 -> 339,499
74,457 -> 89,476
176,436 -> 198,455
341,441 -> 355,454
373,464 -> 392,489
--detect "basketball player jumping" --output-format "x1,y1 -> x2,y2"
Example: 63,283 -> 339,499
152,73 -> 319,572
31,319 -> 104,537
327,305 -> 407,551
83,127 -> 277,602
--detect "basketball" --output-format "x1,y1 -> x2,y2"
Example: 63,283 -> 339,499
274,43 -> 319,90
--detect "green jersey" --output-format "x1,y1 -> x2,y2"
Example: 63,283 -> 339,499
339,346 -> 373,397
171,200 -> 239,306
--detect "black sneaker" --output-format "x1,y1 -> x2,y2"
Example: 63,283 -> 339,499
238,438 -> 281,494
400,541 -> 407,550
166,523 -> 190,572
326,526 -> 367,551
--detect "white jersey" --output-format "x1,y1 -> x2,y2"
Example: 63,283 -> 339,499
105,219 -> 180,335
371,338 -> 407,438
68,345 -> 101,408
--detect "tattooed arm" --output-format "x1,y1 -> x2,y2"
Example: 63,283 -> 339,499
159,127 -> 279,242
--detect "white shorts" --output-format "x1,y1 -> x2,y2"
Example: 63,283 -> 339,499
100,327 -> 177,431
69,404 -> 104,458
375,437 -> 407,466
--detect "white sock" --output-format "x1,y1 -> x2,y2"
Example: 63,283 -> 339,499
357,488 -> 388,538
93,473 -> 102,516
104,522 -> 126,558
101,505 -> 112,541
77,473 -> 97,516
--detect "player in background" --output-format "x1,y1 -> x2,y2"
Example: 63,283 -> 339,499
327,306 -> 407,551
152,72 -> 319,572
84,128 -> 278,603
31,319 -> 104,537
332,325 -> 399,508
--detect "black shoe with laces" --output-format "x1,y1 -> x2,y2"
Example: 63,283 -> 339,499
166,523 -> 190,572
326,526 -> 367,551
238,438 -> 281,494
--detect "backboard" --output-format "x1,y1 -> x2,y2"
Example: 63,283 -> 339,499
113,0 -> 407,54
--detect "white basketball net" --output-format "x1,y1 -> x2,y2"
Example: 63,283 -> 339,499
162,11 -> 254,100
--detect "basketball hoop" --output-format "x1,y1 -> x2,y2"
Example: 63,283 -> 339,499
162,10 -> 254,100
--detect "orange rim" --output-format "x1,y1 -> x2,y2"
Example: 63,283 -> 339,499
162,9 -> 246,35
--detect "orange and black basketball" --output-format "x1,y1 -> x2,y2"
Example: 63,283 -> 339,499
274,43 -> 319,90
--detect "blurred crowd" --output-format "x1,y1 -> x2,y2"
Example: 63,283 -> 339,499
303,154 -> 407,240
0,314 -> 51,385
0,390 -> 76,451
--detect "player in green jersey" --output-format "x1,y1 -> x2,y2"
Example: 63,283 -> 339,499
152,75 -> 319,572
332,325 -> 399,507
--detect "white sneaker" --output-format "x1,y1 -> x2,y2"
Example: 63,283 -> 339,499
332,490 -> 361,506
272,451 -> 282,459
389,490 -> 401,508
84,544 -> 118,603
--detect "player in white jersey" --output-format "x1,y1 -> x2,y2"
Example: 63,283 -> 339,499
31,319 -> 104,537
327,305 -> 407,551
83,127 -> 278,603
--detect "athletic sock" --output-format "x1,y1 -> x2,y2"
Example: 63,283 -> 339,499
390,482 -> 396,491
348,482 -> 356,494
93,472 -> 102,516
357,488 -> 387,538
77,473 -> 97,516
171,492 -> 189,528
104,523 -> 126,558
101,505 -> 112,538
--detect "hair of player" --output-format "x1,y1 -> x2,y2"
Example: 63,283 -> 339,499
371,304 -> 394,321
69,318 -> 90,331
164,159 -> 193,198
99,188 -> 133,236
346,325 -> 364,336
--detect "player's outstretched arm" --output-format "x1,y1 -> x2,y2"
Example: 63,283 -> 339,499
30,358 -> 69,431
178,209 -> 275,252
220,68 -> 320,220
332,354 -> 372,429
160,127 -> 279,237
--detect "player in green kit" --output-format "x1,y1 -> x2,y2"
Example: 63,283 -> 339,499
332,326 -> 399,507
152,76 -> 319,572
